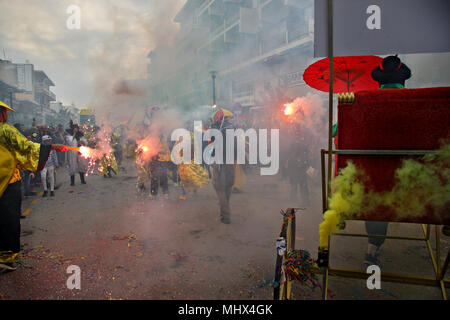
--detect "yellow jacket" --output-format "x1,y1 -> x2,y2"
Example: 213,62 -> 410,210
0,123 -> 42,196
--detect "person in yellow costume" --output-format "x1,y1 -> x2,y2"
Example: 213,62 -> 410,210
135,146 -> 151,193
0,101 -> 66,271
100,152 -> 119,178
175,132 -> 209,200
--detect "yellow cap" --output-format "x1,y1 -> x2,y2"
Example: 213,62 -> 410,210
0,101 -> 14,112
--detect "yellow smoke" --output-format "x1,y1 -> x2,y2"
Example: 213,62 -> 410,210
319,143 -> 450,249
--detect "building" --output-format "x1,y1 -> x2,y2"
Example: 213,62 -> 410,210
0,59 -> 59,127
147,0 -> 315,113
34,70 -> 56,125
13,62 -> 41,126
0,59 -> 21,107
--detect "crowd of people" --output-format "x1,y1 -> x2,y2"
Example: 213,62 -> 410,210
10,120 -> 92,199
0,98 -> 317,271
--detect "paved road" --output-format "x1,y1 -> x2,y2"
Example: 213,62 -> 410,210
0,159 -> 448,299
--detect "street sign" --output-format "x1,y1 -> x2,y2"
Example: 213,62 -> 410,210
314,0 -> 450,57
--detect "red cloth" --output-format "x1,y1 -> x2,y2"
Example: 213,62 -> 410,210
337,87 -> 450,224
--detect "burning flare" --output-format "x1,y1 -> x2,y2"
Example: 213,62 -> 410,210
79,146 -> 94,159
284,103 -> 294,116
136,136 -> 160,161
65,146 -> 96,159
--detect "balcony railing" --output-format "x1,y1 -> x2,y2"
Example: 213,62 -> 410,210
225,12 -> 239,28
287,27 -> 308,43
198,0 -> 214,14
35,84 -> 56,101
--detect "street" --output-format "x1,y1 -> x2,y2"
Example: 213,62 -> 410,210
1,159 -> 448,300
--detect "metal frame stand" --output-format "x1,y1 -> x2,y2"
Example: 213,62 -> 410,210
316,149 -> 450,300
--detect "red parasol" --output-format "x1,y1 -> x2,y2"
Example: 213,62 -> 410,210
303,56 -> 382,93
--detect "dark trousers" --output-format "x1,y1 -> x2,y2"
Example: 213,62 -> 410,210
0,182 -> 22,255
23,171 -> 32,195
212,164 -> 235,220
289,168 -> 310,207
365,221 -> 389,247
150,161 -> 168,195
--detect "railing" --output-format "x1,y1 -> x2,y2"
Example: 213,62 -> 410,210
225,12 -> 239,28
210,23 -> 225,37
35,84 -> 56,100
199,0 -> 214,14
287,26 -> 308,43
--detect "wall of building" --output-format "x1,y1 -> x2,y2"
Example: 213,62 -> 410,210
147,0 -> 315,111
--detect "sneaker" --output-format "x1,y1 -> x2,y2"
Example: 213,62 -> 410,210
0,262 -> 17,272
220,216 -> 231,225
42,191 -> 48,197
21,230 -> 33,237
163,194 -> 169,199
232,188 -> 243,194
364,253 -> 380,266
50,191 -> 55,197
148,194 -> 154,200
174,183 -> 179,187
179,195 -> 186,201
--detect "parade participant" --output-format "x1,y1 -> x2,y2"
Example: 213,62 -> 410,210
111,127 -> 123,166
53,124 -> 66,166
148,135 -> 170,199
364,55 -> 412,265
77,136 -> 89,180
0,101 -> 66,271
22,133 -> 38,197
65,123 -> 86,185
210,111 -> 235,224
40,135 -> 58,197
176,132 -> 209,201
168,137 -> 180,186
286,125 -> 311,208
136,146 -> 151,192
100,152 -> 119,178
230,110 -> 246,193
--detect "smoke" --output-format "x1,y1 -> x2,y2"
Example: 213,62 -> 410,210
283,93 -> 327,140
89,0 -> 185,124
319,143 -> 450,249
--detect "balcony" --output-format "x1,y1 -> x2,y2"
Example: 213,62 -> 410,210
198,0 -> 214,14
35,83 -> 56,101
261,22 -> 287,54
